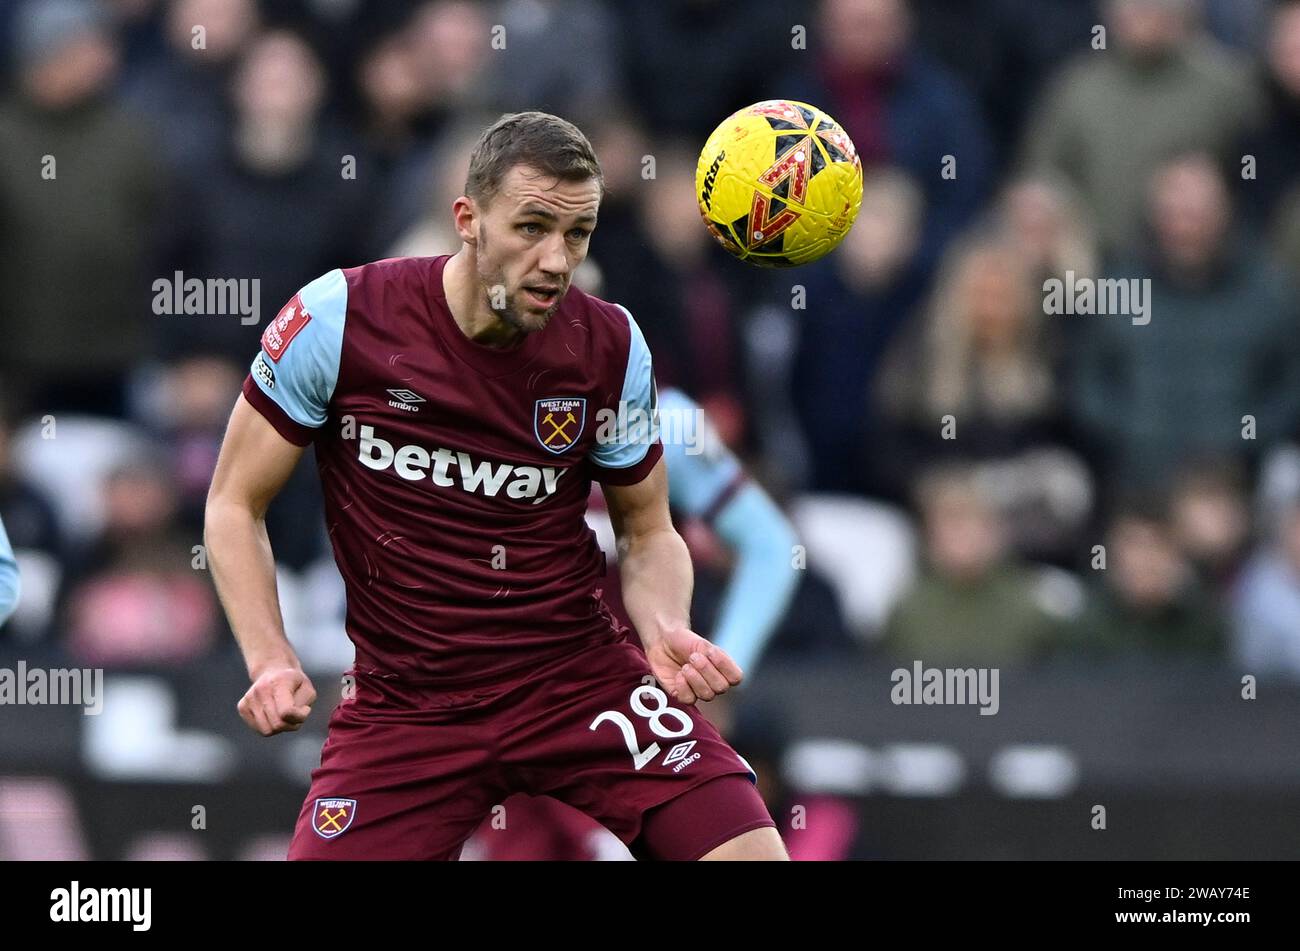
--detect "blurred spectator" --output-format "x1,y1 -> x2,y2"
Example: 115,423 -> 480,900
1235,0 -> 1300,229
482,0 -> 623,127
0,0 -> 162,416
1233,494 -> 1300,677
879,464 -> 1061,666
789,167 -> 928,495
879,239 -> 1059,455
136,355 -> 244,533
910,0 -> 1102,155
367,0 -> 501,249
578,109 -> 653,304
388,113 -> 495,256
593,145 -> 753,445
1202,0 -> 1273,51
1169,458 -> 1252,593
1020,0 -> 1262,255
1254,2 -> 1300,287
61,456 -> 219,666
782,0 -> 993,270
354,26 -> 426,162
119,0 -> 259,165
617,0 -> 796,138
1068,153 -> 1300,489
1071,501 -> 1228,655
989,173 -> 1098,287
875,238 -> 1091,559
103,0 -> 167,73
156,28 -> 373,365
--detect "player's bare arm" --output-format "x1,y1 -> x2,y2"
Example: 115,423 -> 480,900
603,458 -> 743,705
205,393 -> 318,737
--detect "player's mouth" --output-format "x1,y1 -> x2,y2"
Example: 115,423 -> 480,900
523,284 -> 561,308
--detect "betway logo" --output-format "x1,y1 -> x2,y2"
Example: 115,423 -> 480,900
358,425 -> 567,504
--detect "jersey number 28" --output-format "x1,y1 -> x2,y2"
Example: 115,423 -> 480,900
589,683 -> 694,770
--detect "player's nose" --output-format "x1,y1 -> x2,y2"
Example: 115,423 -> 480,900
540,236 -> 572,277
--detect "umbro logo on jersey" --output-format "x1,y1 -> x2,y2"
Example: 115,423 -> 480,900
357,425 -> 569,504
663,740 -> 701,772
386,388 -> 426,413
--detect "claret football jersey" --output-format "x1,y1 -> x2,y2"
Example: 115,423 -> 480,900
241,255 -> 662,696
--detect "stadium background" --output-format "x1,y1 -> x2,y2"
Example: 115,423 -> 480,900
3,0 -> 1300,860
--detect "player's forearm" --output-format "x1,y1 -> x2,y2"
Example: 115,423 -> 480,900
0,562 -> 18,627
204,498 -> 300,679
0,519 -> 18,626
710,485 -> 801,675
618,527 -> 694,647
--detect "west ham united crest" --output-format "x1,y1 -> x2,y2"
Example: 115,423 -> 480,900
534,397 -> 586,454
313,798 -> 357,839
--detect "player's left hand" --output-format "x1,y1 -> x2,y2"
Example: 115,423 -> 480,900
645,627 -> 742,705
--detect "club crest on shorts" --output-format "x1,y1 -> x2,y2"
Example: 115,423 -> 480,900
534,397 -> 586,454
313,798 -> 357,839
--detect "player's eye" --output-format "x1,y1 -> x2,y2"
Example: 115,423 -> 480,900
568,228 -> 591,241
519,222 -> 543,236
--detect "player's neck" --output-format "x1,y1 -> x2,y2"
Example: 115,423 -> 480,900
442,248 -> 526,349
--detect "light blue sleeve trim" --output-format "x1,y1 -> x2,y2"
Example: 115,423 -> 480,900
659,388 -> 743,516
0,515 -> 20,626
249,269 -> 347,429
589,304 -> 660,469
709,484 -> 801,677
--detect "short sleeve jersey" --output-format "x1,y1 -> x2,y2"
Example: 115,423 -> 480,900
242,255 -> 662,693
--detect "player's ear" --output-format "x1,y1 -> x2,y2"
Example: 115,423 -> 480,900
451,195 -> 479,247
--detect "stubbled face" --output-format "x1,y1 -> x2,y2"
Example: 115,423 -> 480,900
469,164 -> 600,335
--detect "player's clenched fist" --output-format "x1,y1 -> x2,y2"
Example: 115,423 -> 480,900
239,667 -> 317,736
645,627 -> 743,705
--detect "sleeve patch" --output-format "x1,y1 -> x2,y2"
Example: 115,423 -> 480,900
252,351 -> 276,390
262,293 -> 313,362
588,304 -> 659,470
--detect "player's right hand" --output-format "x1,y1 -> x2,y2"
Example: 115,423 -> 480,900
238,667 -> 317,736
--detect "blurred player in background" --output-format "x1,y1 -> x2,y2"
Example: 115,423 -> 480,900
205,111 -> 787,861
0,514 -> 19,627
465,386 -> 801,859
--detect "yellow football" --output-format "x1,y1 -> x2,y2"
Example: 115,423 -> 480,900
696,99 -> 863,267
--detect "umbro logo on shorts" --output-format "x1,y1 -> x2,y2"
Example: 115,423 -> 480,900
663,741 -> 701,772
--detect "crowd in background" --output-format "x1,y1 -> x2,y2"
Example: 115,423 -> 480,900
2,0 -> 1300,681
